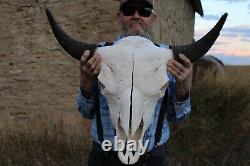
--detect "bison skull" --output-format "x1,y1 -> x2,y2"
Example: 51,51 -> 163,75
97,36 -> 172,164
45,8 -> 228,165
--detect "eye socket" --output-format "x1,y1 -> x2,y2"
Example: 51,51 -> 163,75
107,65 -> 114,72
154,66 -> 159,72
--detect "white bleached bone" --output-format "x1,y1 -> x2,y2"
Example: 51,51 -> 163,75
97,36 -> 172,164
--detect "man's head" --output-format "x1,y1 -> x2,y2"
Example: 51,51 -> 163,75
117,0 -> 156,38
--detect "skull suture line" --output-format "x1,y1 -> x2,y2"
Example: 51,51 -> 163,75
45,9 -> 228,165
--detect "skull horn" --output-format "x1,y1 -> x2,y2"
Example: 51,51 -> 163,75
45,9 -> 97,61
170,13 -> 228,63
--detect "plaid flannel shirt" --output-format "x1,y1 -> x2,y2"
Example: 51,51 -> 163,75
76,35 -> 191,151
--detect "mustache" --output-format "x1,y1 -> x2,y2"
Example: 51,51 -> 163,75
128,19 -> 143,26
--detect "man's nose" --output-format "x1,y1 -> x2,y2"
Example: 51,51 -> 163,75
132,10 -> 140,18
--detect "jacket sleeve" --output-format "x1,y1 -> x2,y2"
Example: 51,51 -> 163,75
167,73 -> 191,123
76,89 -> 96,119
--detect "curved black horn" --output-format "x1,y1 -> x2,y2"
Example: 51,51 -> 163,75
170,13 -> 228,63
45,9 -> 97,61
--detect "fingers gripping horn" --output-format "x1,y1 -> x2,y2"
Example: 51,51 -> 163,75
45,9 -> 98,61
170,13 -> 228,63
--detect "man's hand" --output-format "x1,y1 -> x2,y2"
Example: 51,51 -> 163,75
80,50 -> 101,98
167,54 -> 192,102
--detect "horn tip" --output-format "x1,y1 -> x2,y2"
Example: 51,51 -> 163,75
45,8 -> 50,15
223,13 -> 228,18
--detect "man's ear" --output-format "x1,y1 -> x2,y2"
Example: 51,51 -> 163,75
152,14 -> 157,23
116,12 -> 122,23
151,14 -> 157,26
117,12 -> 121,22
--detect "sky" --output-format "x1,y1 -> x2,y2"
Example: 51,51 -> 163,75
194,0 -> 250,65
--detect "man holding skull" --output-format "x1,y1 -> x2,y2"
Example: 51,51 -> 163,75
77,0 -> 192,165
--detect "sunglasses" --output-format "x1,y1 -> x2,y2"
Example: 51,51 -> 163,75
121,7 -> 154,17
120,4 -> 154,17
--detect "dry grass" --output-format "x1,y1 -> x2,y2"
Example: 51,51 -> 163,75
166,65 -> 250,166
0,126 -> 91,166
0,66 -> 249,166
